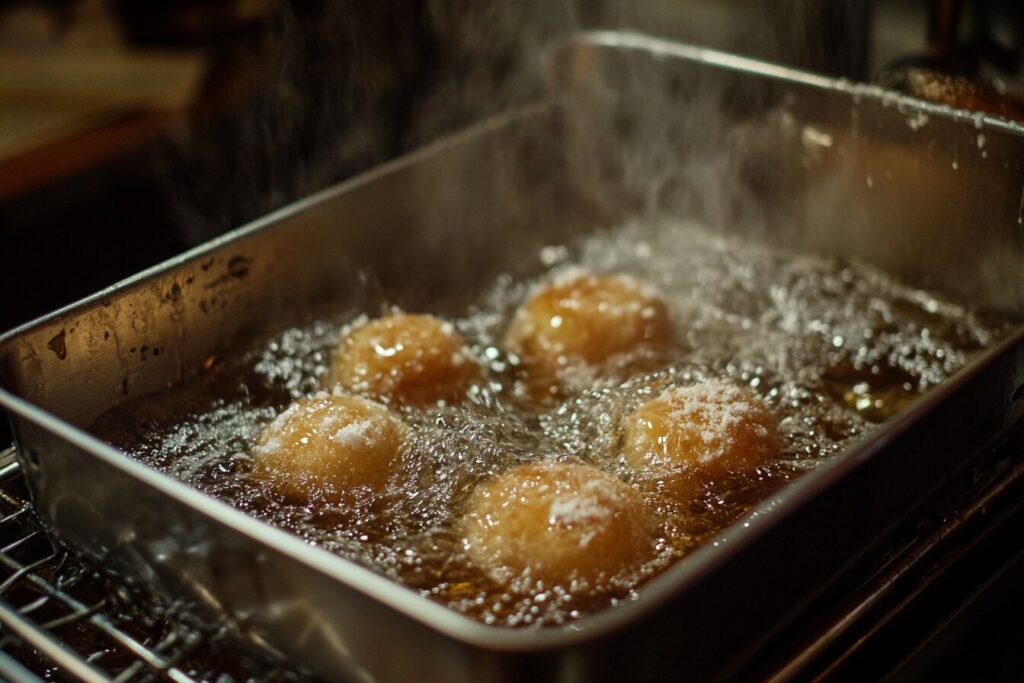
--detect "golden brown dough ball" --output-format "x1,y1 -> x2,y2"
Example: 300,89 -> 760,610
332,313 -> 479,407
621,380 -> 779,501
504,273 -> 672,398
253,392 -> 408,504
459,462 -> 657,589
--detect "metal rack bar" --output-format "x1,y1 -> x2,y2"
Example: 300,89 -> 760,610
0,446 -> 311,679
0,439 -> 321,682
0,599 -> 110,683
0,515 -> 197,679
0,446 -> 299,682
0,650 -> 44,683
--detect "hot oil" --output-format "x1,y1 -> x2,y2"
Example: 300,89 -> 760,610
90,217 -> 1013,628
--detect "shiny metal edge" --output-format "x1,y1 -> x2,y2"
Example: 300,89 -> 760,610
567,31 -> 1024,136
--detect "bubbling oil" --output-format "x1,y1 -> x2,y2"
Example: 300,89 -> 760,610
91,217 -> 1012,628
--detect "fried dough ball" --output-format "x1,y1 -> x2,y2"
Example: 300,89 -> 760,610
459,462 -> 657,589
332,313 -> 479,407
253,392 -> 408,504
504,273 -> 671,398
622,380 -> 779,501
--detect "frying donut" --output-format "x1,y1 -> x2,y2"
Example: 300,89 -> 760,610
332,313 -> 479,406
505,273 -> 671,398
460,461 -> 657,589
253,392 -> 408,504
622,380 -> 779,501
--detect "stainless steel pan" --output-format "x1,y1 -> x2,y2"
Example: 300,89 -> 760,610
3,32 -> 1024,681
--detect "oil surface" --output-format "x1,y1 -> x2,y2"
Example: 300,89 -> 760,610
91,217 -> 1013,628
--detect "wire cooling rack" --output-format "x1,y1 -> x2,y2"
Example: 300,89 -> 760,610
0,447 -> 313,683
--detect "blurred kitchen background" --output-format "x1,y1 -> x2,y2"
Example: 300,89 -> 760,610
0,0 -> 1022,335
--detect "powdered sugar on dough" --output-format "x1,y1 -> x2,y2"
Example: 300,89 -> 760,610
663,380 -> 768,463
